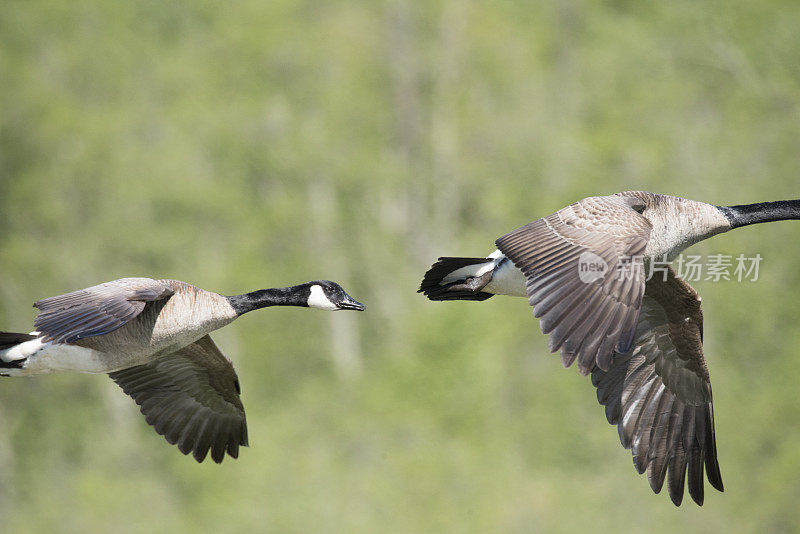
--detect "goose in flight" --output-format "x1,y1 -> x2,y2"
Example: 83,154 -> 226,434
0,278 -> 365,463
419,191 -> 800,505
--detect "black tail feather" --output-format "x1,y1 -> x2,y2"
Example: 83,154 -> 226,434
418,257 -> 495,301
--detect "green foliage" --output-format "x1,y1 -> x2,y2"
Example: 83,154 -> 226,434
2,0 -> 800,531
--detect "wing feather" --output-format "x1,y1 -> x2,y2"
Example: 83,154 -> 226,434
34,278 -> 174,344
590,266 -> 723,506
108,335 -> 247,463
497,195 -> 651,373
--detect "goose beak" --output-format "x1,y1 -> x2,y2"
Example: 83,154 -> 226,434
338,294 -> 366,311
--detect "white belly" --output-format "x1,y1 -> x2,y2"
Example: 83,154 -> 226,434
1,337 -> 114,376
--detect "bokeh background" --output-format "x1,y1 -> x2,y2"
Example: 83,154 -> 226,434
2,1 -> 800,532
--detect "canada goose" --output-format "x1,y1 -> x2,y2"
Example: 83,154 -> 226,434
419,191 -> 800,505
0,278 -> 365,463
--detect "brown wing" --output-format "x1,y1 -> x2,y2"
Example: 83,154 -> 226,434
34,278 -> 174,344
591,266 -> 723,505
108,335 -> 247,463
496,195 -> 652,374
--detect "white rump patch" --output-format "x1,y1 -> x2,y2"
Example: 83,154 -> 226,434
308,284 -> 338,311
1,337 -> 44,362
483,251 -> 528,297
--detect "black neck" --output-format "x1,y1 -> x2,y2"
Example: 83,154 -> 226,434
717,199 -> 800,229
226,284 -> 310,316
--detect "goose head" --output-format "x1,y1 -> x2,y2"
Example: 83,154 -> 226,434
226,280 -> 366,315
306,280 -> 366,311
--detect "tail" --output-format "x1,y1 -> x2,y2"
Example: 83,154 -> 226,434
418,257 -> 495,301
0,331 -> 37,372
0,332 -> 37,351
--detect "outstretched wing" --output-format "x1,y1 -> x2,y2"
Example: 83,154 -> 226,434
591,266 -> 723,505
34,278 -> 174,344
108,335 -> 247,463
496,195 -> 652,374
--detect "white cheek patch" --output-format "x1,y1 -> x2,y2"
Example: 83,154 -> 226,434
308,284 -> 338,311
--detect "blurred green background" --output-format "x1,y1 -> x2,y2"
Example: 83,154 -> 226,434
2,1 -> 800,532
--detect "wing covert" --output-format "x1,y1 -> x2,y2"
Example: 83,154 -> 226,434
34,278 -> 174,344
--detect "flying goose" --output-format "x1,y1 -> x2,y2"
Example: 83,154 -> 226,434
419,191 -> 800,505
0,278 -> 365,463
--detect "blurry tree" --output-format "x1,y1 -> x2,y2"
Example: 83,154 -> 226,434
1,0 -> 800,532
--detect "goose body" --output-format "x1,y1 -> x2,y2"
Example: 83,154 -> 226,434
0,277 -> 365,463
5,279 -> 236,375
420,191 -> 800,506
